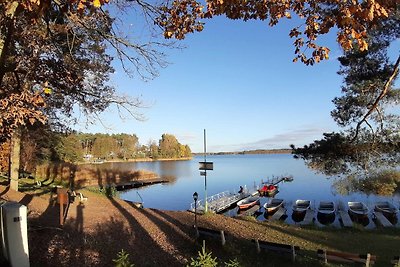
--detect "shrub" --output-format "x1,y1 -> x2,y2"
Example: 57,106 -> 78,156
188,243 -> 217,267
113,249 -> 134,267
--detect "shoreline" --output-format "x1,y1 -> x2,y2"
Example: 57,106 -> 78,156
1,185 -> 399,266
77,156 -> 193,165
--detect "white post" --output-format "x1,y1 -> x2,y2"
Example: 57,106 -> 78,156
365,253 -> 370,267
291,245 -> 296,263
220,230 -> 225,246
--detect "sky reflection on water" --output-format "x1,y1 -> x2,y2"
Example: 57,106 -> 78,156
118,154 -> 400,220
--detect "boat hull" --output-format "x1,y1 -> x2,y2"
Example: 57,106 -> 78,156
348,202 -> 369,217
292,200 -> 311,213
237,196 -> 260,210
317,201 -> 336,216
258,184 -> 278,197
263,199 -> 284,213
374,201 -> 398,217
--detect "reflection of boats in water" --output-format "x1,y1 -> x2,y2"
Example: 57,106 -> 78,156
374,201 -> 398,218
348,212 -> 370,226
348,202 -> 369,217
292,211 -> 306,222
292,200 -> 311,213
264,198 -> 284,214
317,212 -> 335,225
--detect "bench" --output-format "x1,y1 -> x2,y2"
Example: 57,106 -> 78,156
195,226 -> 226,245
317,249 -> 376,266
391,256 -> 400,266
252,239 -> 299,262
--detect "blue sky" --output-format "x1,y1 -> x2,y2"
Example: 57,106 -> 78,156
76,16 -> 349,153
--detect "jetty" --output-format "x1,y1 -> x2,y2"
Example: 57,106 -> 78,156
299,210 -> 315,226
114,178 -> 168,191
190,190 -> 258,214
270,207 -> 287,221
373,212 -> 393,228
338,210 -> 353,227
262,176 -> 293,185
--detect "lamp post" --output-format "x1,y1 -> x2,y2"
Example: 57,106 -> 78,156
193,192 -> 198,228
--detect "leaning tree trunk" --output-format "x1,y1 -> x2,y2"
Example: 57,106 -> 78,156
2,2 -> 21,191
9,128 -> 21,191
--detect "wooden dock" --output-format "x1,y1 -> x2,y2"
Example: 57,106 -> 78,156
190,191 -> 255,213
262,176 -> 293,185
299,210 -> 314,225
270,207 -> 287,221
339,211 -> 353,227
373,212 -> 393,227
114,178 -> 168,191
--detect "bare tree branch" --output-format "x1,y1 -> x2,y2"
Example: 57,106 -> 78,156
352,54 -> 400,142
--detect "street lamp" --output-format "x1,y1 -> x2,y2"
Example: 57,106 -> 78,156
193,192 -> 198,229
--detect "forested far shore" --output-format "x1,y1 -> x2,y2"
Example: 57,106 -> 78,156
0,130 -> 192,175
193,149 -> 292,155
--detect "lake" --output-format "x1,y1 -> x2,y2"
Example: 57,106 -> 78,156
116,154 -> 400,227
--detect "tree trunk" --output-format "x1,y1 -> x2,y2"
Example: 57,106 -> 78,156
9,128 -> 21,191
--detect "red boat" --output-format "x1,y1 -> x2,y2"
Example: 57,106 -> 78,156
258,184 -> 278,197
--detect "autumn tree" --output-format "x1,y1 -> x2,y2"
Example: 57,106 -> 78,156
157,0 -> 398,64
147,139 -> 159,159
0,0 -> 174,190
158,133 -> 191,158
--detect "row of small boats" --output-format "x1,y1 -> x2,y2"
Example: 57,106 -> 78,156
236,184 -> 279,209
238,196 -> 399,218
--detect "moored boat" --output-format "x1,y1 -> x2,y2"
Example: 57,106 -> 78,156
292,200 -> 311,212
348,201 -> 369,217
258,184 -> 278,197
237,196 -> 260,210
317,201 -> 336,216
263,198 -> 284,213
374,201 -> 398,217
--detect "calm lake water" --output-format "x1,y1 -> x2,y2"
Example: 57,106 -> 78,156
115,154 -> 400,227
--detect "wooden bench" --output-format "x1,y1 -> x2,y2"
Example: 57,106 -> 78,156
195,227 -> 226,245
317,249 -> 376,266
391,256 -> 400,266
252,239 -> 299,262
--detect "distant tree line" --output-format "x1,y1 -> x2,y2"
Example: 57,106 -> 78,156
0,129 -> 192,174
58,132 -> 192,162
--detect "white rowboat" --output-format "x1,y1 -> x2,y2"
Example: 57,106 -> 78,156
292,200 -> 311,212
263,198 -> 284,213
237,196 -> 260,210
374,201 -> 398,217
317,201 -> 336,215
348,201 -> 369,216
